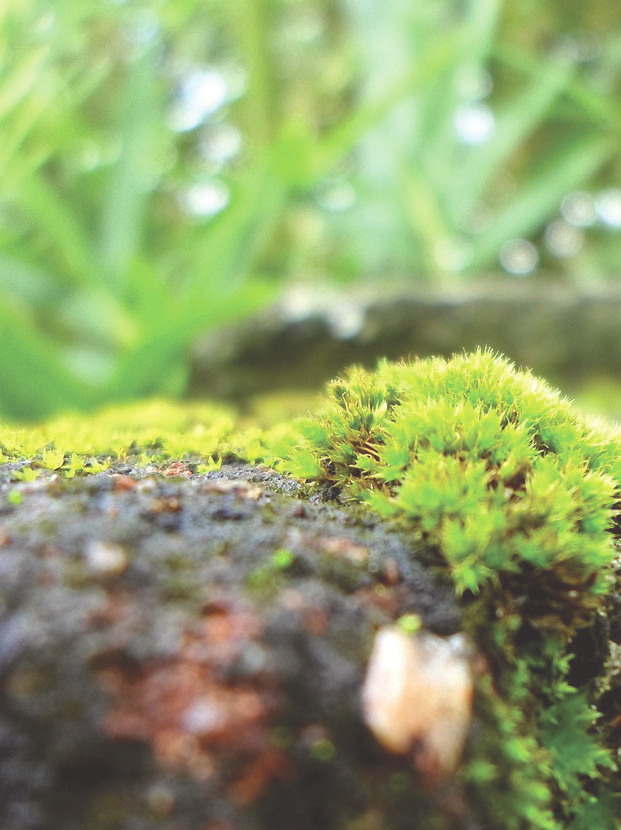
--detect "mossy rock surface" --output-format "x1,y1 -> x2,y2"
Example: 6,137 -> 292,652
1,351 -> 620,829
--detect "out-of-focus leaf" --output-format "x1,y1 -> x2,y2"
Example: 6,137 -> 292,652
0,305 -> 92,421
0,255 -> 62,305
398,161 -> 451,277
124,258 -> 174,325
451,59 -> 576,227
16,175 -> 103,289
107,279 -> 277,399
308,28 -> 468,183
98,45 -> 161,292
472,135 -> 614,270
495,45 -> 620,131
414,0 -> 501,191
0,47 -> 47,120
56,288 -> 140,349
182,154 -> 287,302
0,84 -> 56,180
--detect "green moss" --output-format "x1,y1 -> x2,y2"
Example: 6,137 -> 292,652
0,398 -> 237,477
274,349 -> 621,829
246,547 -> 297,593
1,349 -> 620,827
396,613 -> 423,634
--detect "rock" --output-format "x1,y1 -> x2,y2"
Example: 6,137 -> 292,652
190,283 -> 621,401
0,464 -> 476,830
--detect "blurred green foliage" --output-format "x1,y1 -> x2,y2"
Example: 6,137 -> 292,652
1,0 -> 621,420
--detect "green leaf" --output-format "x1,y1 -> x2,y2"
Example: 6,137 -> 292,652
0,304 -> 92,420
15,174 -> 105,290
181,152 -> 286,302
309,27 -> 469,183
471,134 -> 614,270
0,46 -> 48,119
0,255 -> 62,305
451,57 -> 576,227
105,279 -> 276,399
98,45 -> 161,292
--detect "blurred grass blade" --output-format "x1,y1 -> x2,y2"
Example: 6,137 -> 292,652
0,304 -> 92,421
98,46 -> 160,292
124,258 -> 174,325
463,0 -> 502,61
451,59 -> 575,227
398,161 -> 451,278
309,27 -> 468,182
16,174 -> 105,289
107,279 -> 276,399
496,45 -> 621,132
471,135 -> 614,270
58,288 -> 140,351
0,47 -> 47,120
182,152 -> 287,302
225,0 -> 275,151
0,255 -> 62,306
0,39 -> 107,179
0,81 -> 58,181
415,0 -> 501,187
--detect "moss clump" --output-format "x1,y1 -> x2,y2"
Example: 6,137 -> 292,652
276,349 -> 621,829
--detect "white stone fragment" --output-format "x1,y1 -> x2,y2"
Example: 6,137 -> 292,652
361,627 -> 474,780
85,540 -> 128,577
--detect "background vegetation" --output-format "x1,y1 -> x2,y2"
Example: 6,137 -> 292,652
1,0 -> 621,420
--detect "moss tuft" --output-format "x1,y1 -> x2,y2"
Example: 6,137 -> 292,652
275,348 -> 621,829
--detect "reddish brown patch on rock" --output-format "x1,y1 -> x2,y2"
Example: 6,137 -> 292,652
277,589 -> 329,636
352,585 -> 401,620
303,607 -> 330,636
95,599 -> 288,802
148,496 -> 181,514
380,557 -> 401,586
227,749 -> 292,805
111,475 -> 138,491
290,502 -> 307,518
164,461 -> 193,478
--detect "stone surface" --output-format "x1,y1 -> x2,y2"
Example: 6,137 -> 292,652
0,463 -> 477,830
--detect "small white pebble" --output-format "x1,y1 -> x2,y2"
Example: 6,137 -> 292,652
361,627 -> 473,780
181,697 -> 226,735
84,540 -> 127,576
